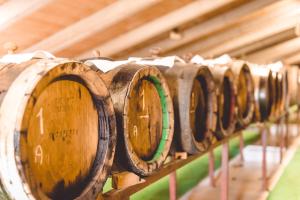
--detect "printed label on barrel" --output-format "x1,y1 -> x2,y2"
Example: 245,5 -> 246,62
21,79 -> 98,199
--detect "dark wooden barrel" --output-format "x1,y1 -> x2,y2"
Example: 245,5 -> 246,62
229,60 -> 254,128
206,66 -> 236,139
85,59 -> 174,176
249,64 -> 275,122
0,59 -> 116,200
156,62 -> 217,154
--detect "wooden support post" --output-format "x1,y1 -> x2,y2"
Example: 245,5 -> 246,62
261,125 -> 268,191
296,108 -> 300,136
221,142 -> 229,200
169,171 -> 177,200
239,134 -> 245,163
278,118 -> 284,164
208,150 -> 216,187
285,114 -> 289,148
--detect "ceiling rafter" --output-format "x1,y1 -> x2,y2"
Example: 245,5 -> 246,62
78,0 -> 237,58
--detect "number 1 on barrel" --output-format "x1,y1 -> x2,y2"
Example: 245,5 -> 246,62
141,89 -> 145,111
36,108 -> 44,135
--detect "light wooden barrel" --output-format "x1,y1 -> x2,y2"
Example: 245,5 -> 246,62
207,66 -> 236,139
286,65 -> 300,106
158,63 -> 217,154
250,65 -> 275,122
230,60 -> 254,128
0,59 -> 116,200
281,67 -> 289,112
85,60 -> 174,176
270,69 -> 285,118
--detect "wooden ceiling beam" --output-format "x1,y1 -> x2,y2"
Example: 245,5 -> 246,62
0,0 -> 50,31
0,0 -> 117,55
55,0 -> 194,58
78,0 -> 236,58
128,0 -> 278,57
25,0 -> 160,53
245,36 -> 300,63
170,1 -> 300,57
284,52 -> 300,65
230,28 -> 297,57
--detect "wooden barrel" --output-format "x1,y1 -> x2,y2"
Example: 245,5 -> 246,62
157,62 -> 217,154
249,65 -> 275,122
229,60 -> 254,128
269,67 -> 285,118
85,59 -> 174,176
207,66 -> 236,139
282,65 -> 290,113
0,59 -> 116,200
286,65 -> 300,106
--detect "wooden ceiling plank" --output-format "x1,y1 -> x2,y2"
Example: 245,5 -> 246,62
129,0 -> 278,57
25,0 -> 160,53
78,0 -> 236,58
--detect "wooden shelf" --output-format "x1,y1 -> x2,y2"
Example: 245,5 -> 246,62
101,108 -> 296,200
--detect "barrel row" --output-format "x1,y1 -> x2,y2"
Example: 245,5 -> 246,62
0,54 -> 298,200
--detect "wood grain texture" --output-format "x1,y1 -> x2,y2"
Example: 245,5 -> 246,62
22,79 -> 98,199
127,78 -> 163,160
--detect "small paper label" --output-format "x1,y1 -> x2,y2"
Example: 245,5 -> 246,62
0,50 -> 55,64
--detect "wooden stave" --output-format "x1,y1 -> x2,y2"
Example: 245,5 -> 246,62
0,59 -> 117,200
281,66 -> 290,112
97,63 -> 174,176
157,63 -> 217,154
229,61 -> 255,128
266,63 -> 286,119
270,69 -> 285,118
206,65 -> 237,140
